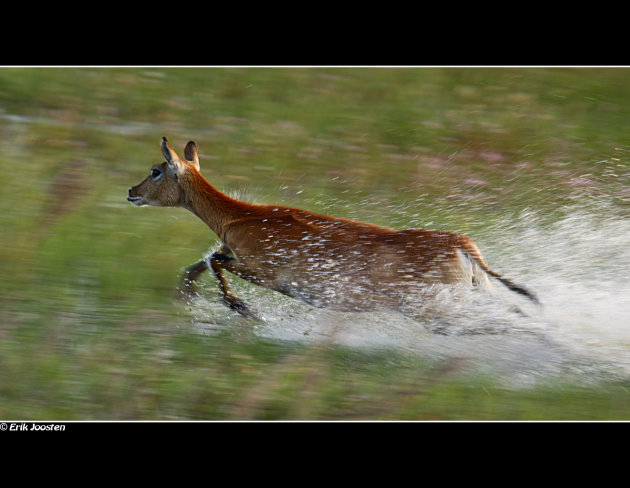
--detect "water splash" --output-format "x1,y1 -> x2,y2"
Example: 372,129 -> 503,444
188,202 -> 630,385
503,206 -> 630,379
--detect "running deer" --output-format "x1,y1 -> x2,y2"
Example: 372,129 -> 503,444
127,138 -> 538,318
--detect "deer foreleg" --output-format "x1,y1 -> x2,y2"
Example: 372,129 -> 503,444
182,259 -> 209,295
209,251 -> 256,317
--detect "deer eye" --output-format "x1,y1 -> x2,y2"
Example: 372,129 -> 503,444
151,168 -> 162,179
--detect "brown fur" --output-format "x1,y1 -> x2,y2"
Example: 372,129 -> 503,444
128,138 -> 538,316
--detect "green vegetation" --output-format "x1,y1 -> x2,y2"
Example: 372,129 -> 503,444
1,67 -> 630,420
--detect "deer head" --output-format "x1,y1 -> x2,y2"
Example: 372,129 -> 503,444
127,137 -> 200,207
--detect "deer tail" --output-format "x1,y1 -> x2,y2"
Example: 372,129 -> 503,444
463,246 -> 540,304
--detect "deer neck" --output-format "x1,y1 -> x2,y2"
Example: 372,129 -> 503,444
181,172 -> 245,241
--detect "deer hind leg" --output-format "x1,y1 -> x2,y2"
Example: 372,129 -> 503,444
454,249 -> 491,289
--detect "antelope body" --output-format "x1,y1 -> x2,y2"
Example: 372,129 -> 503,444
128,138 -> 538,318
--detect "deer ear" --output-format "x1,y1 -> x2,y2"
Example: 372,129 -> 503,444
161,137 -> 185,174
184,141 -> 200,170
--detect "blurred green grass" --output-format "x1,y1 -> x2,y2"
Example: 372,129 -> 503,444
1,67 -> 630,420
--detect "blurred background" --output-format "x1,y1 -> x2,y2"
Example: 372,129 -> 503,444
1,67 -> 630,420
